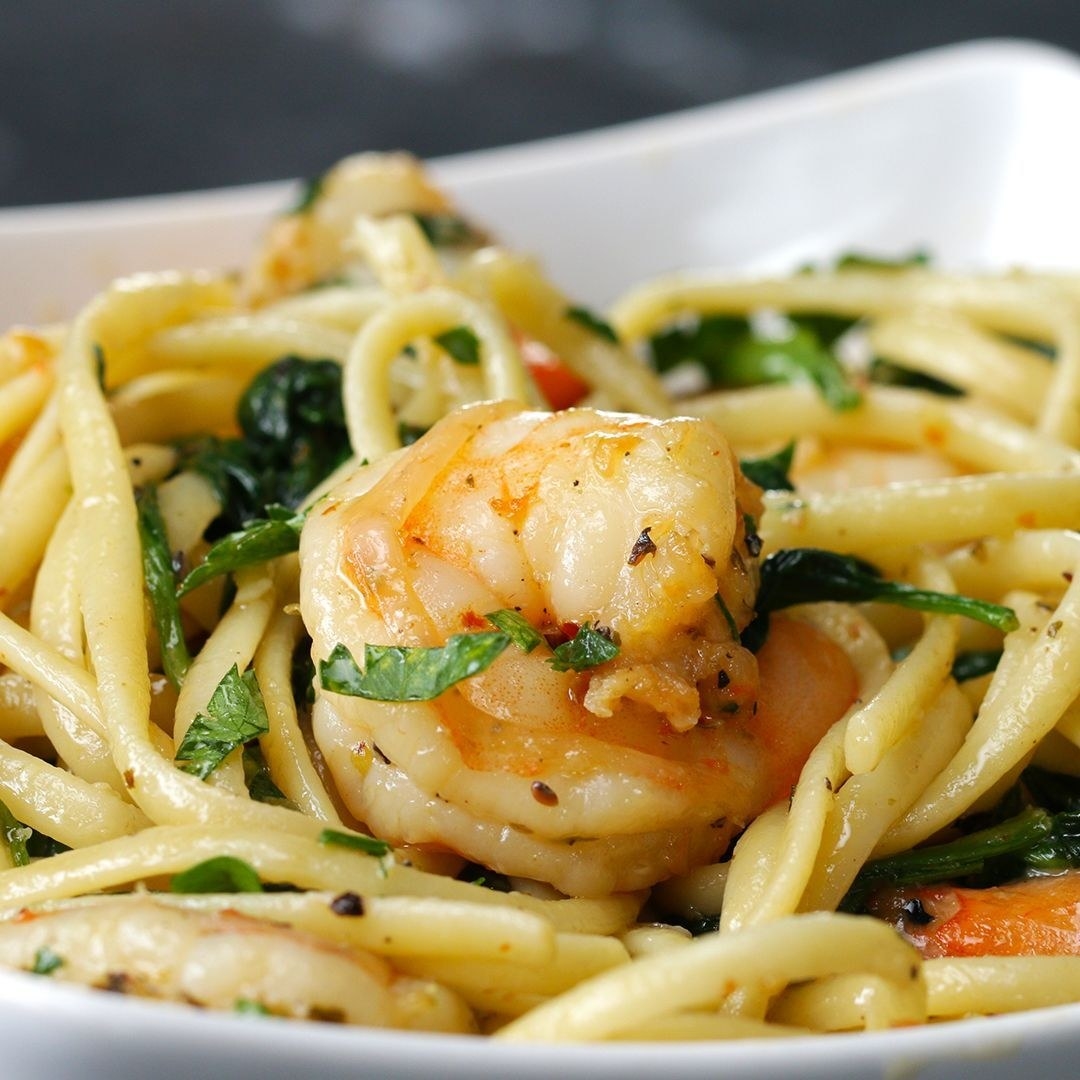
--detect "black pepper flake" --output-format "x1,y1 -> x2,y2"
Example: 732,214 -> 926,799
1048,620 -> 1064,639
1065,571 -> 1075,583
901,897 -> 935,926
122,769 -> 135,789
744,524 -> 763,559
627,527 -> 657,566
103,972 -> 131,994
330,891 -> 365,917
465,474 -> 475,488
716,669 -> 730,689
531,780 -> 559,806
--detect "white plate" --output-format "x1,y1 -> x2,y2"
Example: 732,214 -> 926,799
2,37 -> 1080,1080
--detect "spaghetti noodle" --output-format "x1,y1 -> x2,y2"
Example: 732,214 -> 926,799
1,151 -> 1079,1039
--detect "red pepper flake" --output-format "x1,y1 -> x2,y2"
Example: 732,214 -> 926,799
627,527 -> 657,566
122,769 -> 135,790
1017,511 -> 1037,529
924,424 -> 947,448
530,780 -> 559,806
461,609 -> 487,630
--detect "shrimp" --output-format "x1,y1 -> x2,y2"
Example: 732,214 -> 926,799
301,402 -> 858,897
869,870 -> 1080,958
0,899 -> 474,1031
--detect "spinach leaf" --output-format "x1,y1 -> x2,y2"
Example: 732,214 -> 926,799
842,806 -> 1053,910
434,326 -> 481,366
484,609 -> 543,653
744,548 -> 1018,651
566,305 -> 619,344
175,666 -> 270,780
398,422 -> 428,447
234,999 -> 272,1017
868,357 -> 963,397
548,623 -> 619,672
178,505 -> 305,596
951,649 -> 1003,683
740,442 -> 796,492
171,855 -> 264,894
648,315 -> 860,411
319,633 -> 511,702
136,485 -> 191,688
176,357 -> 350,536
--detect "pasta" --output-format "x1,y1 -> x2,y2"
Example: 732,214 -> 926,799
2,150 -> 1080,1042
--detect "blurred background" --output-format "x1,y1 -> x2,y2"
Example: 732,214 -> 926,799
1,0 -> 1079,207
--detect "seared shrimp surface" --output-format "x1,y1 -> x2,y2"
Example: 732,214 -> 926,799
301,402 -> 857,896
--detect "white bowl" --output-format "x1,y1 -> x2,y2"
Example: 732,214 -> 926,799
2,37 -> 1080,1080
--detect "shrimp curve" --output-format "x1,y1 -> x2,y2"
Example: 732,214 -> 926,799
301,402 -> 858,896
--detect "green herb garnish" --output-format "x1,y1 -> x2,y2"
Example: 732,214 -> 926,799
411,212 -> 484,248
178,505 -> 305,596
175,666 -> 270,780
743,548 -> 1018,652
171,855 -> 265,894
31,946 -> 64,976
548,623 -> 619,673
485,609 -> 543,653
649,316 -> 860,411
434,325 -> 481,366
289,173 -> 325,215
868,357 -> 963,397
318,828 -> 392,858
951,649 -> 1003,683
242,743 -> 294,808
175,356 -> 349,537
234,998 -> 272,1016
319,633 -> 511,702
566,305 -> 619,344
740,441 -> 796,492
136,485 -> 191,688
834,249 -> 931,271
0,799 -> 30,868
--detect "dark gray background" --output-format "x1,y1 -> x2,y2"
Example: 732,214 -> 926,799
2,0 -> 1078,207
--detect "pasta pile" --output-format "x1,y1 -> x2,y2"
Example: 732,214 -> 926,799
1,151 -> 1080,1039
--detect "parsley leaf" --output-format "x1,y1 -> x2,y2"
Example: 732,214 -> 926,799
178,505 -> 305,596
234,998 -> 272,1017
434,325 -> 481,366
242,744 -> 294,808
318,828 -> 392,858
175,666 -> 270,780
868,357 -> 963,398
0,799 -> 30,868
484,609 -> 542,653
320,633 -> 511,702
171,855 -> 264,894
834,249 -> 931,271
566,305 -> 619,344
31,946 -> 63,976
136,485 -> 190,688
740,442 -> 796,492
548,623 -> 619,672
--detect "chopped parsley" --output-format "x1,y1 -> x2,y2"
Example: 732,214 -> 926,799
175,666 -> 270,780
548,623 -> 619,673
171,855 -> 265,894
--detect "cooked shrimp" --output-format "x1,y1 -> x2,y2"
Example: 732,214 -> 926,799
0,899 -> 474,1031
870,870 -> 1080,958
301,402 -> 858,897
